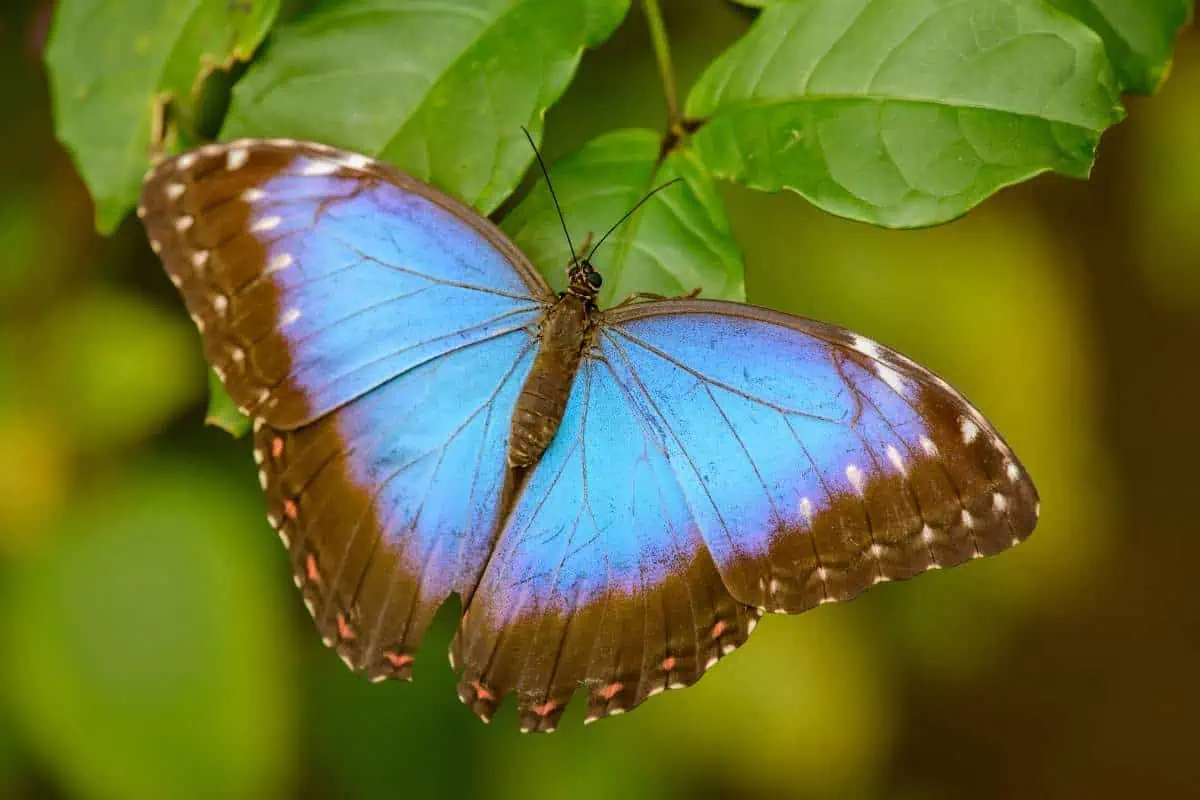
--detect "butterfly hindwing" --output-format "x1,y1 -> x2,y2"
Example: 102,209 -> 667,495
255,330 -> 537,677
453,299 -> 1037,727
453,355 -> 762,730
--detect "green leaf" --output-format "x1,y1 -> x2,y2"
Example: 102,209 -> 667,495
686,0 -> 1126,228
3,460 -> 295,798
1046,0 -> 1193,94
224,0 -> 632,214
46,0 -> 280,233
503,129 -> 745,307
205,369 -> 252,437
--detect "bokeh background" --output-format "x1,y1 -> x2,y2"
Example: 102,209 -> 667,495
2,1 -> 1198,798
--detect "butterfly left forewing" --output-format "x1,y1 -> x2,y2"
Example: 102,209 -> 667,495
139,139 -> 549,429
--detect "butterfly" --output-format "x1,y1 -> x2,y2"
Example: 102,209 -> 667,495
138,137 -> 1038,733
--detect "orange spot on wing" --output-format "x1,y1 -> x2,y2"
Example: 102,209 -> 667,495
283,499 -> 298,520
336,612 -> 356,641
532,700 -> 557,717
661,656 -> 677,672
471,680 -> 495,702
600,681 -> 624,700
305,553 -> 320,583
384,651 -> 413,669
271,437 -> 284,459
710,620 -> 727,639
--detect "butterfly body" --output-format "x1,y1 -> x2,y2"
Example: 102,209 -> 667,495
509,290 -> 596,469
139,138 -> 1038,732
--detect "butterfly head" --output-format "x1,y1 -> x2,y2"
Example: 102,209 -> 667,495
567,258 -> 603,299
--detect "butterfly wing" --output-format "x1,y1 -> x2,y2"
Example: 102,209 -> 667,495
139,139 -> 551,675
454,298 -> 1037,730
139,139 -> 550,427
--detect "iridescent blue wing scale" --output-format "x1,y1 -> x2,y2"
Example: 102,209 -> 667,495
453,299 -> 1037,730
139,139 -> 551,675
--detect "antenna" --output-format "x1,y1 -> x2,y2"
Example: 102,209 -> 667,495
586,177 -> 683,261
520,127 -> 577,264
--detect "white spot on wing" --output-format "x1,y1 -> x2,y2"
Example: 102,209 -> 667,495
212,294 -> 228,314
850,334 -> 882,359
191,250 -> 209,269
300,160 -> 339,177
799,497 -> 813,524
166,182 -> 185,200
174,215 -> 193,232
960,417 -> 980,444
993,492 -> 1008,512
266,252 -> 293,274
920,525 -> 935,544
1006,461 -> 1020,482
961,509 -> 975,528
886,445 -> 906,475
280,308 -> 301,327
920,436 -> 938,457
177,152 -> 197,170
340,153 -> 372,170
241,188 -> 266,203
226,148 -> 249,170
251,215 -> 282,232
845,464 -> 864,494
876,363 -> 907,394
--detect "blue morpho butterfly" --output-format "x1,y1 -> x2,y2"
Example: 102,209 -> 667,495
138,136 -> 1038,733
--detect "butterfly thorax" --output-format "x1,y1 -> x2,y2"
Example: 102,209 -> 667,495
508,292 -> 597,468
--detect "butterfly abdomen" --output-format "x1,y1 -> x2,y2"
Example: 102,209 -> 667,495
508,294 -> 594,468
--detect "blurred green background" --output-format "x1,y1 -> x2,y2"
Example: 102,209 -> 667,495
2,1 -> 1199,797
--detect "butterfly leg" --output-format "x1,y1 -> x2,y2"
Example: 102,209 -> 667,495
613,287 -> 704,308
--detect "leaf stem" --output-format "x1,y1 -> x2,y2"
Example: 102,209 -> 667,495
642,0 -> 680,132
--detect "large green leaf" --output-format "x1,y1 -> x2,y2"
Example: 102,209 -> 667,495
687,0 -> 1125,228
46,0 -> 279,233
503,129 -> 745,307
224,0 -> 631,214
1047,0 -> 1193,94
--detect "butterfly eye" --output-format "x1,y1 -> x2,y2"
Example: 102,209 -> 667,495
587,271 -> 603,288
